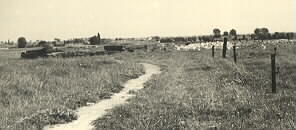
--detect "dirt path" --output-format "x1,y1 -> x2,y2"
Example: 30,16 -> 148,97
44,63 -> 161,130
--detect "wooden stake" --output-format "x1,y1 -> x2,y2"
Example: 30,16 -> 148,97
271,53 -> 276,93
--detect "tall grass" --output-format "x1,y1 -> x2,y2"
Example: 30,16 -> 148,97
94,42 -> 295,129
0,50 -> 144,130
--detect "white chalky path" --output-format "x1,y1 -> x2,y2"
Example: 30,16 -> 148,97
44,63 -> 161,130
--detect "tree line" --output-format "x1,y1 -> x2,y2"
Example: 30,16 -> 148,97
159,28 -> 295,43
16,32 -> 102,48
210,28 -> 295,41
14,29 -> 296,48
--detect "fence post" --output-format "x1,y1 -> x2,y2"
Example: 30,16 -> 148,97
233,45 -> 237,63
212,45 -> 215,58
222,37 -> 227,58
271,47 -> 277,93
144,45 -> 148,52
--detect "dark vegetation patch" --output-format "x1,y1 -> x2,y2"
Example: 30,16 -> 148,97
247,51 -> 270,58
95,60 -> 117,65
15,108 -> 77,130
185,65 -> 212,72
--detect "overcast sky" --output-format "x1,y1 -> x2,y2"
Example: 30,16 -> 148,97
0,0 -> 295,41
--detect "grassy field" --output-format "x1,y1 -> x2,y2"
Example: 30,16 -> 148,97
94,41 -> 295,129
1,40 -> 295,129
0,49 -> 144,130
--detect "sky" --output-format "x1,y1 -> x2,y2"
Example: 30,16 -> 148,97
0,0 -> 295,41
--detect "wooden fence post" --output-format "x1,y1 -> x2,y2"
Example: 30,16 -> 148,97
233,45 -> 237,63
271,47 -> 277,93
212,45 -> 215,58
222,37 -> 227,58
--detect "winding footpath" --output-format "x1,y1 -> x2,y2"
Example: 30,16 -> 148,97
44,63 -> 161,130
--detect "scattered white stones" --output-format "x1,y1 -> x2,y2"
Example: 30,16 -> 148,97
175,41 -> 236,51
174,39 -> 294,51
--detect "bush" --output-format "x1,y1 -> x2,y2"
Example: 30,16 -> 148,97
17,37 -> 27,48
89,36 -> 98,45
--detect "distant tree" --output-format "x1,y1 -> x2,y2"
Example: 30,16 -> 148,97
242,35 -> 246,40
251,34 -> 256,40
38,41 -> 53,50
88,33 -> 101,45
38,41 -> 47,47
73,38 -> 84,44
200,36 -> 214,42
174,37 -> 186,42
160,38 -> 174,43
152,36 -> 160,41
280,32 -> 288,39
213,28 -> 221,38
262,28 -> 270,40
17,37 -> 27,48
254,28 -> 271,40
188,36 -> 197,42
89,36 -> 98,45
230,29 -> 237,36
287,32 -> 294,40
54,38 -> 61,42
254,28 -> 260,40
223,31 -> 229,36
254,28 -> 260,36
261,28 -> 269,34
198,36 -> 202,42
230,29 -> 237,40
273,32 -> 280,39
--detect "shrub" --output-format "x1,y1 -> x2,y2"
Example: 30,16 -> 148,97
89,36 -> 98,45
17,37 -> 27,48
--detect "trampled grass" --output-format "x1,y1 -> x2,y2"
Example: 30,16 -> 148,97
0,49 -> 144,130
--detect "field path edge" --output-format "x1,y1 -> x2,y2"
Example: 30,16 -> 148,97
43,63 -> 162,130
